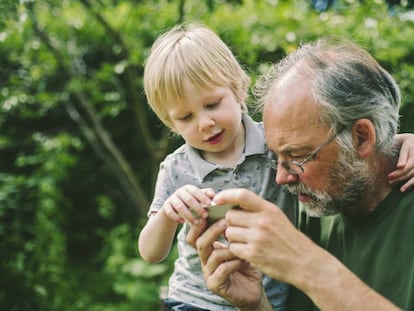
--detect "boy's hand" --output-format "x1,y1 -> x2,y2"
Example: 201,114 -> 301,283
389,133 -> 414,192
162,185 -> 215,225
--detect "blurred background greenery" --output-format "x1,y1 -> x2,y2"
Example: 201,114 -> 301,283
1,0 -> 413,310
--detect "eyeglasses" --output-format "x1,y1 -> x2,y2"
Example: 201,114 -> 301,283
266,127 -> 344,175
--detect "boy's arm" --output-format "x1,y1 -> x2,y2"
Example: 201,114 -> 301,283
389,133 -> 414,192
138,209 -> 180,263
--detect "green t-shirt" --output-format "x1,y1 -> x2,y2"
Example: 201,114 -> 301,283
287,185 -> 414,310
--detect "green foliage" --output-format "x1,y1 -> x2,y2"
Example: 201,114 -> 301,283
97,224 -> 175,310
0,133 -> 79,310
1,0 -> 413,310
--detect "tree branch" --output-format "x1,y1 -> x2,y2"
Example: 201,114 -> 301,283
26,1 -> 149,215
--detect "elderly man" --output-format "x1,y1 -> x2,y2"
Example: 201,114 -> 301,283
191,38 -> 414,311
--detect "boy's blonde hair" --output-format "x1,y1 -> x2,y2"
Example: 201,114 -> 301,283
144,23 -> 250,129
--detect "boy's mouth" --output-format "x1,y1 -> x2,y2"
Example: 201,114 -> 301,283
206,130 -> 224,144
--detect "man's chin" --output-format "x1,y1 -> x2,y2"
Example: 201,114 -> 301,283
300,201 -> 338,217
300,201 -> 323,217
297,193 -> 323,216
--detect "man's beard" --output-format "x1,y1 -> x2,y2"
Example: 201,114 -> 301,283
286,150 -> 371,217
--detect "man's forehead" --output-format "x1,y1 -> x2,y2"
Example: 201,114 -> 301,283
263,78 -> 319,127
263,74 -> 325,150
264,119 -> 325,151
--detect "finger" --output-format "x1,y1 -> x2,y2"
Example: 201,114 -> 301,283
225,209 -> 254,228
388,168 -> 408,183
206,258 -> 245,290
213,188 -> 269,213
400,177 -> 414,193
394,133 -> 414,168
203,246 -> 235,277
225,224 -> 250,244
196,219 -> 226,265
227,241 -> 251,262
177,185 -> 211,219
201,188 -> 216,200
388,167 -> 414,186
185,185 -> 214,207
213,241 -> 228,249
186,218 -> 208,248
169,196 -> 197,223
163,202 -> 185,224
396,140 -> 409,168
388,165 -> 414,192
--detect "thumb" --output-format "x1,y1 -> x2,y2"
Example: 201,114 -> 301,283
187,219 -> 208,248
213,188 -> 266,213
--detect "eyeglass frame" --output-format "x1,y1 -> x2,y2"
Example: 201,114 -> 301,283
265,126 -> 345,175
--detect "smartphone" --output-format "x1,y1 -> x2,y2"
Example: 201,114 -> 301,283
207,203 -> 237,226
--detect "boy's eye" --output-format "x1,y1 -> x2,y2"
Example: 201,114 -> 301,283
206,102 -> 219,109
177,113 -> 192,121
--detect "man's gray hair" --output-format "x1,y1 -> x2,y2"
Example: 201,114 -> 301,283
254,37 -> 401,156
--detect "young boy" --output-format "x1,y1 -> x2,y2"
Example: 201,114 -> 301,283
138,23 -> 294,311
138,23 -> 414,311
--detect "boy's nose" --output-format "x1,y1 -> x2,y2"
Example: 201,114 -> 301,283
198,115 -> 215,131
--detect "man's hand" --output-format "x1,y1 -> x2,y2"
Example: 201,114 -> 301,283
214,189 -> 305,283
190,219 -> 269,310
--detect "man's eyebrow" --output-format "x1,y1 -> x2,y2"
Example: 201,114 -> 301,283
285,146 -> 314,154
269,145 -> 313,156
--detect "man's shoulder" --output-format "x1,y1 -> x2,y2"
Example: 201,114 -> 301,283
398,187 -> 414,204
381,184 -> 414,217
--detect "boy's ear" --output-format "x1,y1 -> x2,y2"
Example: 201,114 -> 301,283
352,119 -> 376,158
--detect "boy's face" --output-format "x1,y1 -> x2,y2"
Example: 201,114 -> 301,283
167,81 -> 244,160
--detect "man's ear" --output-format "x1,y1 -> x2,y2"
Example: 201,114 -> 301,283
352,119 -> 376,158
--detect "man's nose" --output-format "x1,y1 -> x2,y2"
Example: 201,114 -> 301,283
275,164 -> 299,185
